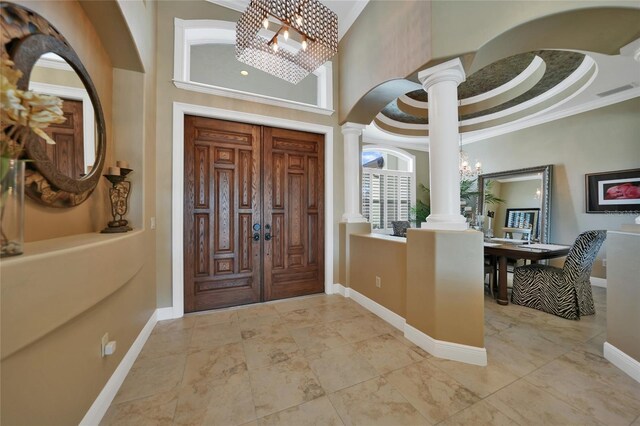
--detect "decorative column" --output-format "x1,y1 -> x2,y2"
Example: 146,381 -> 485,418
341,122 -> 367,223
418,58 -> 467,231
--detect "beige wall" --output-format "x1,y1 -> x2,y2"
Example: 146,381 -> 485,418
349,233 -> 407,317
464,98 -> 640,278
339,0 -> 638,124
338,0 -> 431,124
347,230 -> 485,350
406,229 -> 485,348
16,0 -> 113,242
1,0 -> 158,423
31,65 -> 85,89
154,1 -> 343,307
190,44 -> 319,105
607,229 -> 640,362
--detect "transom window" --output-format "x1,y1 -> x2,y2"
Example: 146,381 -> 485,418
361,146 -> 416,234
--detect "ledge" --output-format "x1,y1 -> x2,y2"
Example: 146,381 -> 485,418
1,230 -> 146,360
173,80 -> 335,116
351,233 -> 407,244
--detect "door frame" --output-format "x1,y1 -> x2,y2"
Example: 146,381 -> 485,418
169,102 -> 335,319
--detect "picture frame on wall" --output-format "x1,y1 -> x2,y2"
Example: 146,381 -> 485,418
585,168 -> 640,213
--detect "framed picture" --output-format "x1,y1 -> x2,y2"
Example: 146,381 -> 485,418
586,168 -> 640,213
505,208 -> 540,240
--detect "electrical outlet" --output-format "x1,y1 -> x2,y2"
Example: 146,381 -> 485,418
101,333 -> 109,357
150,217 -> 156,230
375,276 -> 381,288
602,258 -> 607,268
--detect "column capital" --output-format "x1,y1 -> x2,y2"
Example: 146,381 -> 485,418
418,58 -> 466,91
341,122 -> 366,136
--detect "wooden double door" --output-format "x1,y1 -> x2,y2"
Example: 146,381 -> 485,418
184,116 -> 325,312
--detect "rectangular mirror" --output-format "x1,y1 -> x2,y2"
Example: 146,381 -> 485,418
477,165 -> 553,243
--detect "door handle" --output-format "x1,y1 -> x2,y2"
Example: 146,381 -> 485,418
253,232 -> 260,241
264,224 -> 271,241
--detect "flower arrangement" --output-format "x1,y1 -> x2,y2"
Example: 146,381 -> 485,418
1,53 -> 66,256
1,53 -> 65,159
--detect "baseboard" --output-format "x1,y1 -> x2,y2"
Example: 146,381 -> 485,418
79,310 -> 158,425
157,306 -> 181,321
604,342 -> 640,384
335,285 -> 487,366
346,287 -> 405,331
404,324 -> 487,366
332,283 -> 349,297
590,277 -> 607,288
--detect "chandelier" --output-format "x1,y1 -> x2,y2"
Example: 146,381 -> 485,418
459,137 -> 482,180
236,0 -> 338,84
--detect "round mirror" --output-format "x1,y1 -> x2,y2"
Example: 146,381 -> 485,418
4,11 -> 106,208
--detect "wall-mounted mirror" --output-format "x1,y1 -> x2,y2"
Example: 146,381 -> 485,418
477,165 -> 553,243
2,3 -> 106,207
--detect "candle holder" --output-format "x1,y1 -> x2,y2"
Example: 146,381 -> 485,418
101,168 -> 133,233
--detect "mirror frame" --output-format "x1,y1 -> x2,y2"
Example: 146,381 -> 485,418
477,165 -> 553,243
3,5 -> 106,207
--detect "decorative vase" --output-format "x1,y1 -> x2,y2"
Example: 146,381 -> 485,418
1,159 -> 25,257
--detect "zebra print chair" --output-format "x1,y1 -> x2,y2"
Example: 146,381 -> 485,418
511,230 -> 607,320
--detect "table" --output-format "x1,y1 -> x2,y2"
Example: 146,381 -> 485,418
484,242 -> 571,305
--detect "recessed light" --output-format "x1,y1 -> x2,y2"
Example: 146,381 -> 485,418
240,70 -> 249,76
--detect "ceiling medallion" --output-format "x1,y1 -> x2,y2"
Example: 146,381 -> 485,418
236,0 -> 338,84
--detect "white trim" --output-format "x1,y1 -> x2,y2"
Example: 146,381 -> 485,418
28,81 -> 96,172
463,86 -> 640,145
36,53 -> 74,71
398,56 -> 546,110
79,311 -> 158,425
335,285 -> 487,366
462,56 -> 597,126
173,18 -> 334,113
172,102 -> 335,318
173,80 -> 334,116
362,145 -> 416,172
332,283 -> 348,297
376,112 -> 429,131
604,342 -> 640,384
156,307 -> 180,321
591,277 -> 607,288
461,56 -> 545,106
347,287 -> 405,331
404,324 -> 488,366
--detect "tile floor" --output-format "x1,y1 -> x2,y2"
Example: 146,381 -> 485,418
102,287 -> 640,425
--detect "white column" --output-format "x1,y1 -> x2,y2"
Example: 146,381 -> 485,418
341,122 -> 367,223
418,59 -> 468,231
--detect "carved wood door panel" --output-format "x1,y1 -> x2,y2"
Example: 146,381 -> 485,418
40,98 -> 85,179
184,116 -> 262,312
263,127 -> 325,301
184,117 -> 324,312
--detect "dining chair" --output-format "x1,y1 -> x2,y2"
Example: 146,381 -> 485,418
511,230 -> 607,320
484,256 -> 495,297
391,221 -> 411,237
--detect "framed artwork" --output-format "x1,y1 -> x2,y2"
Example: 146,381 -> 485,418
505,208 -> 540,240
586,168 -> 640,213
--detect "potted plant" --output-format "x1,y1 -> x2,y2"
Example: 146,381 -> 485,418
1,53 -> 65,257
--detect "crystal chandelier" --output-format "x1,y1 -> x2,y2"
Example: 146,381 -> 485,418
236,0 -> 338,84
459,137 -> 482,180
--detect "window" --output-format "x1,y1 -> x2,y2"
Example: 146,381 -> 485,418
361,146 -> 416,234
173,19 -> 333,115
